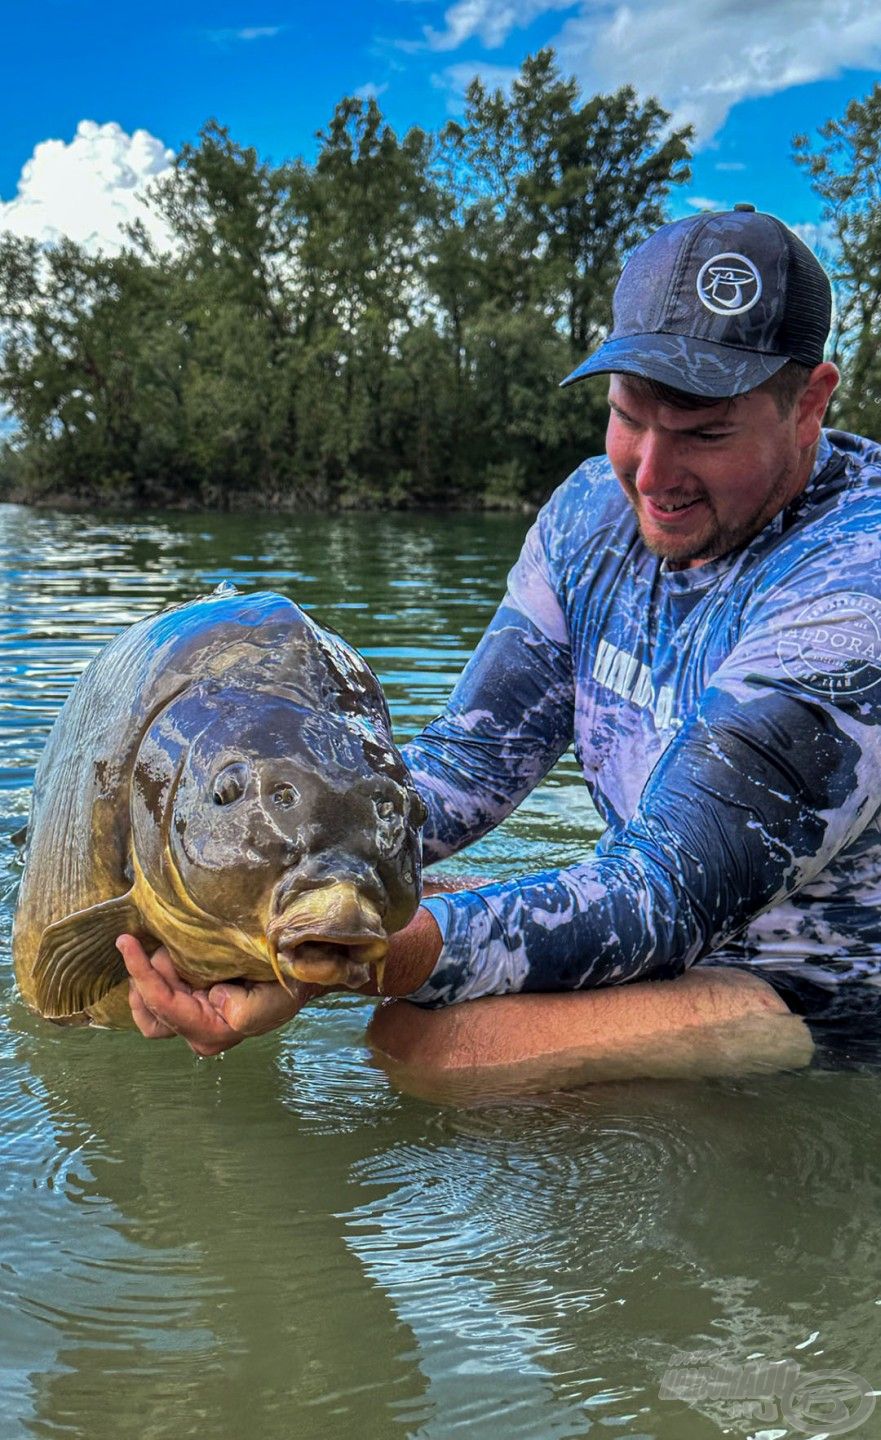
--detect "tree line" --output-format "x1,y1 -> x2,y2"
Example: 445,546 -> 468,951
0,54 -> 877,511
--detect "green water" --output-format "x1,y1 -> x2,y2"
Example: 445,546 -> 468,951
1,502 -> 879,1440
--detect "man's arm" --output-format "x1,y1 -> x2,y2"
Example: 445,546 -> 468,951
402,601 -> 574,861
410,686 -> 875,1002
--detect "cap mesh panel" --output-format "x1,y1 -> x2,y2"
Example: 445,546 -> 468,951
776,226 -> 831,365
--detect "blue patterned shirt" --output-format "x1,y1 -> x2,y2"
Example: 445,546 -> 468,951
402,430 -> 881,1005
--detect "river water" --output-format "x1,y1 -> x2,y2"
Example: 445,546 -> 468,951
1,502 -> 879,1440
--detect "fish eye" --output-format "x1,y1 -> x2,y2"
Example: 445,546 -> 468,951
273,783 -> 299,810
212,761 -> 250,807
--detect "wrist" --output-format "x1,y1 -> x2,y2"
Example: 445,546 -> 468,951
380,906 -> 443,997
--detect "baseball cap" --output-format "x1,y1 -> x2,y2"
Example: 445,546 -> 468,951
561,205 -> 832,398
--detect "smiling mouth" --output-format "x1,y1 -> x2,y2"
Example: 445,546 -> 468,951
644,496 -> 705,520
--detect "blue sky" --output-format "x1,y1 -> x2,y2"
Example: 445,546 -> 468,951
0,0 -> 880,253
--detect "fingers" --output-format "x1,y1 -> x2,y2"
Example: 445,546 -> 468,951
117,935 -> 179,1039
207,980 -> 303,1037
127,981 -> 177,1039
117,934 -> 194,1018
117,934 -> 243,1056
116,934 -> 304,1055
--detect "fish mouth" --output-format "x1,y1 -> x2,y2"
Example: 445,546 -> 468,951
266,881 -> 389,991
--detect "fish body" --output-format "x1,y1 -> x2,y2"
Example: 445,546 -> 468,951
13,589 -> 424,1027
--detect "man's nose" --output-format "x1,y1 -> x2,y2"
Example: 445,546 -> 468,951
633,430 -> 676,496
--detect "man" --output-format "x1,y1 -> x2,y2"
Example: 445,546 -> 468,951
119,206 -> 881,1083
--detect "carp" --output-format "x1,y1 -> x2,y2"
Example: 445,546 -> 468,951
13,588 -> 424,1028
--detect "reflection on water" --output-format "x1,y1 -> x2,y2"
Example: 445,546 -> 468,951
1,502 -> 879,1439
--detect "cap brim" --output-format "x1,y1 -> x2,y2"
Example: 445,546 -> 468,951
560,333 -> 789,398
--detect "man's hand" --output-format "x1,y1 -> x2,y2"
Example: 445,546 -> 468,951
116,903 -> 443,1057
117,935 -> 309,1057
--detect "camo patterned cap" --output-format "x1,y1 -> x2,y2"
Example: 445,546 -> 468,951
561,206 -> 832,398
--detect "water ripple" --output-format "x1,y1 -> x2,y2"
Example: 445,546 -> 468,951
2,503 -> 881,1440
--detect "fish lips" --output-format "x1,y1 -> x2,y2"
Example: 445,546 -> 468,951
266,880 -> 389,990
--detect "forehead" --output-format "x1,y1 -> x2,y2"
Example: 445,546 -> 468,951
608,374 -> 740,429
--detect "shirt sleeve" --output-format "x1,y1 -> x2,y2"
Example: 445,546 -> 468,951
401,516 -> 574,863
409,539 -> 881,1006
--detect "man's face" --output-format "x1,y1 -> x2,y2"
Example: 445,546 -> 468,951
605,375 -> 811,568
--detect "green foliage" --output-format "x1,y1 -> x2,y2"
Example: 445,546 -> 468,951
794,85 -> 881,436
0,52 -> 693,509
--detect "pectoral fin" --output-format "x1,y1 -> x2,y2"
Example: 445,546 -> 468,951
31,892 -> 149,1019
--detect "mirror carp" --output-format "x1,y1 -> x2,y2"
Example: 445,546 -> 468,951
13,588 -> 425,1028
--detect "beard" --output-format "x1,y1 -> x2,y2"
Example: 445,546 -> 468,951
630,458 -> 799,568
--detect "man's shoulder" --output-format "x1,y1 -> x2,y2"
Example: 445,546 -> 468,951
801,429 -> 881,534
544,453 -> 624,514
744,430 -> 881,613
825,428 -> 881,477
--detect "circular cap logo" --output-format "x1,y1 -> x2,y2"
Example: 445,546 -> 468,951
696,252 -> 762,315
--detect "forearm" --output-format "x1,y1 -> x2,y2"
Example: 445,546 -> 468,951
402,603 -> 573,860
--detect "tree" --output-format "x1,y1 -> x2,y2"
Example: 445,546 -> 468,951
0,234 -> 187,500
794,86 -> 881,434
0,51 -> 694,509
513,51 -> 692,354
143,122 -> 303,497
292,98 -> 434,493
426,50 -> 692,499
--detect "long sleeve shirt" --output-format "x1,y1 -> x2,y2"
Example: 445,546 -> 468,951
402,430 -> 881,1006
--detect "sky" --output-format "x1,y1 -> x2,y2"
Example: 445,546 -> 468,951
0,0 -> 879,256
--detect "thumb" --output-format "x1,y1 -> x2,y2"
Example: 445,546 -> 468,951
207,980 -> 303,1036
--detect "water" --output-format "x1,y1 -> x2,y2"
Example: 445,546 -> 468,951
1,502 -> 879,1440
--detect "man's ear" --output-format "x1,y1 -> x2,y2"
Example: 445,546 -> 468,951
796,362 -> 840,448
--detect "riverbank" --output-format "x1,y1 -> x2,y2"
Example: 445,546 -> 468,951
0,484 -> 540,516
0,472 -> 544,512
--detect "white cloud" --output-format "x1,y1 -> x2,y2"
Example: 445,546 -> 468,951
558,0 -> 881,141
428,0 -> 881,144
0,120 -> 174,255
424,0 -> 576,51
433,59 -> 521,106
685,195 -> 727,211
207,25 -> 284,43
715,161 -> 746,172
354,81 -> 390,100
791,220 -> 837,256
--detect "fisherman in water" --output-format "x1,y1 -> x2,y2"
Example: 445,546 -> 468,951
118,206 -> 881,1080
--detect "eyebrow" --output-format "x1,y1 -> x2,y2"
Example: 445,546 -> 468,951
608,399 -> 738,434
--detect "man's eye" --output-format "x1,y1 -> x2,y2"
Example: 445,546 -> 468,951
693,431 -> 727,443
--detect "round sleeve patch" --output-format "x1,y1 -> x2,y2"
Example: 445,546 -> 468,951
777,592 -> 881,695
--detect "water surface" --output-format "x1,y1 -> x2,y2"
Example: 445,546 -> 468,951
1,503 -> 878,1439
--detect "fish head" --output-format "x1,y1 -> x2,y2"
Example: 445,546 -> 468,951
131,680 -> 425,985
